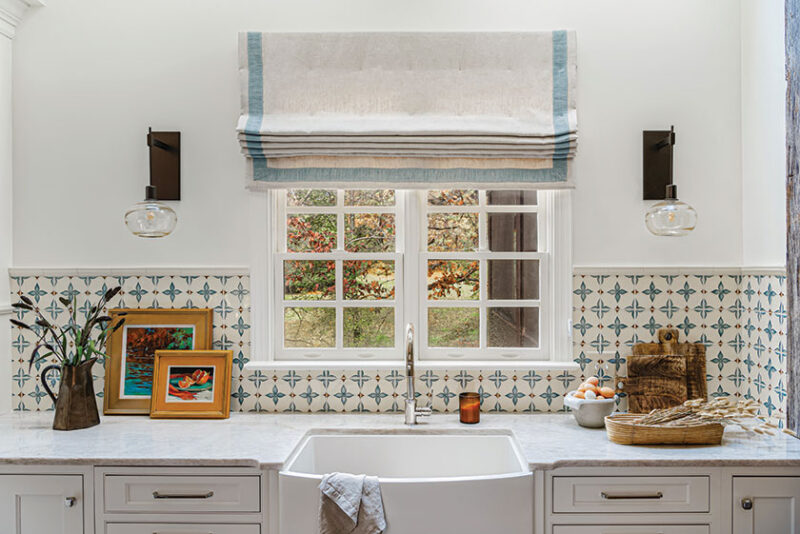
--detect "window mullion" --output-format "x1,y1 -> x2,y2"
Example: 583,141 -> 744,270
404,190 -> 422,361
277,190 -> 287,253
336,190 -> 345,352
478,190 -> 488,350
479,257 -> 488,350
337,190 -> 345,252
336,258 -> 343,351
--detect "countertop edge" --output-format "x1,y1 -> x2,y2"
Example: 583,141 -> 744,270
5,457 -> 800,471
539,458 -> 800,469
0,457 -> 263,468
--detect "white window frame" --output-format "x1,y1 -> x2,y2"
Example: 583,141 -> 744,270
274,190 -> 403,361
247,188 -> 572,368
413,190 -> 546,361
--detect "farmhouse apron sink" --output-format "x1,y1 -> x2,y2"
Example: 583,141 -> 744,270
278,432 -> 534,534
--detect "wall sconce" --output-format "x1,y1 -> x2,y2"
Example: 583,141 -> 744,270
643,126 -> 697,236
124,129 -> 180,238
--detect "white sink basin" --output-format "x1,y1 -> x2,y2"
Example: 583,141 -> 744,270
279,432 -> 533,534
284,432 -> 528,479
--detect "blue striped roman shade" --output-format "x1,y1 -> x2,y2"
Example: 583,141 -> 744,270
237,31 -> 578,189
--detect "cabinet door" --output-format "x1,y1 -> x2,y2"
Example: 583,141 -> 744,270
552,526 -> 708,534
733,476 -> 800,534
0,474 -> 84,534
106,524 -> 259,534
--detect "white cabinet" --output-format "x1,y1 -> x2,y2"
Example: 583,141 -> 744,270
95,467 -> 265,534
552,526 -> 708,534
105,524 -> 260,534
103,474 -> 261,513
552,476 -> 710,514
0,474 -> 84,534
545,468 -> 716,534
732,476 -> 800,534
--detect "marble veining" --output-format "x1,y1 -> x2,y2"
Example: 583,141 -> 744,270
0,412 -> 798,470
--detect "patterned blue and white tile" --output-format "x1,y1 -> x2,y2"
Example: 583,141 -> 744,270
8,273 -> 250,413
8,270 -> 788,421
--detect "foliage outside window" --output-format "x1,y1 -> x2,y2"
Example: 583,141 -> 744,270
275,188 -> 549,361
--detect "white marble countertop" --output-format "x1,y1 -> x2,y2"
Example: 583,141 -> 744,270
1,412 -> 799,470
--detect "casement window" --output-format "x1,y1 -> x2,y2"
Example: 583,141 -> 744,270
276,189 -> 402,360
250,188 -> 572,366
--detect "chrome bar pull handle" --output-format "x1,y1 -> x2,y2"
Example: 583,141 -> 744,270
601,491 -> 663,500
152,490 -> 214,499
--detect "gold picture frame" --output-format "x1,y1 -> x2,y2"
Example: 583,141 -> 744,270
150,350 -> 232,419
103,308 -> 213,415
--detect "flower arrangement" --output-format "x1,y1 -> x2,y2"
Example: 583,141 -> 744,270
10,286 -> 126,370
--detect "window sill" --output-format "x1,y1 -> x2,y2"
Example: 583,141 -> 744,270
243,360 -> 581,371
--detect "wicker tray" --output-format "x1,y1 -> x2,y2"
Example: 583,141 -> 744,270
605,414 -> 724,445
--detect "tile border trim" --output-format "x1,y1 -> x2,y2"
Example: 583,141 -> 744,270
9,266 -> 786,277
8,267 -> 250,277
573,266 -> 786,276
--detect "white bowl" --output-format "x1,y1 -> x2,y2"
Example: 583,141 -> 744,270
564,390 -> 617,428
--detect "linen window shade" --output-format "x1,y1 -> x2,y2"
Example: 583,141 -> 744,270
238,31 -> 577,189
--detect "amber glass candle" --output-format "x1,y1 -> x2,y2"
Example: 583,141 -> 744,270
459,392 -> 481,424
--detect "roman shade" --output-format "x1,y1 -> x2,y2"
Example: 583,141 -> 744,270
238,31 -> 577,189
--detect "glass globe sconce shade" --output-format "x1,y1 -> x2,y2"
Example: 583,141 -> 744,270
125,185 -> 177,238
645,184 -> 697,237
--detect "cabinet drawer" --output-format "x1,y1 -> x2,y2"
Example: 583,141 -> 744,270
106,524 -> 259,534
104,475 -> 260,513
552,476 -> 709,513
553,526 -> 709,534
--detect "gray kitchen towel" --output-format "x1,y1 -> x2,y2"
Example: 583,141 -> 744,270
319,473 -> 386,534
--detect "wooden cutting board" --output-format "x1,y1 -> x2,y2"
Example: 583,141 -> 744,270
625,328 -> 707,413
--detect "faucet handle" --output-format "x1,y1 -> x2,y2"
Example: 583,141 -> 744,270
416,405 -> 432,417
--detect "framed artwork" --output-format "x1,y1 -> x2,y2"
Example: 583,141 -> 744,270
103,308 -> 213,415
149,350 -> 232,419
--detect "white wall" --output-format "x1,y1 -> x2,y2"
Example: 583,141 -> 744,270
741,0 -> 787,268
1,33 -> 12,412
10,0 -> 752,267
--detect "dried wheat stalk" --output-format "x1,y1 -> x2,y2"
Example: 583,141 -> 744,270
633,398 -> 777,436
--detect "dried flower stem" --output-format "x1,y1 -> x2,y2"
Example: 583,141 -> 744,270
633,398 -> 776,436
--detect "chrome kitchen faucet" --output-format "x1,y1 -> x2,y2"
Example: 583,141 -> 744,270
405,324 -> 432,425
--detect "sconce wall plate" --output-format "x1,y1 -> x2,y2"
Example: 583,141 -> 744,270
147,129 -> 181,201
643,128 -> 675,200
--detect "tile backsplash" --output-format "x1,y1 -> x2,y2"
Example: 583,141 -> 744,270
7,269 -> 786,425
